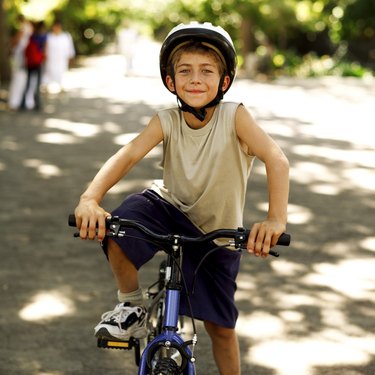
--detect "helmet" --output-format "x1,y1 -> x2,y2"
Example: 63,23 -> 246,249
160,22 -> 237,94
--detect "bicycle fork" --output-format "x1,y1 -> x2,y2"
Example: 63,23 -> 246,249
139,242 -> 197,374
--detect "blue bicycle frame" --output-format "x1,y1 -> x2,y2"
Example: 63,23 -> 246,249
139,242 -> 197,374
139,291 -> 196,374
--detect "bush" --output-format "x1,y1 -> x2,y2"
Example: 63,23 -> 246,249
263,50 -> 372,78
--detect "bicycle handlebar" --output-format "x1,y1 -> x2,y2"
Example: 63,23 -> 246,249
68,214 -> 290,257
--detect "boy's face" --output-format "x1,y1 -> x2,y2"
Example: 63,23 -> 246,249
166,52 -> 230,110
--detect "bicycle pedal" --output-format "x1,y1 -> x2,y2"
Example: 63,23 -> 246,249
97,337 -> 139,350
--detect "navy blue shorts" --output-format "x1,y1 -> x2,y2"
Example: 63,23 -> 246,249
102,189 -> 242,328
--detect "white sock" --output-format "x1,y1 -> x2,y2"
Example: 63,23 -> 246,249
117,288 -> 144,307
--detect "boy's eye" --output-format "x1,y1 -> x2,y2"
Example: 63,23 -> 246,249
176,67 -> 216,75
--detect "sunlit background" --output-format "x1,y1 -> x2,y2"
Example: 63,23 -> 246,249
1,0 -> 374,80
4,51 -> 373,373
1,0 -> 375,374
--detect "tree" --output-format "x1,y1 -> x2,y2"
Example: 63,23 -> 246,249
0,0 -> 11,84
340,0 -> 375,69
1,0 -> 374,84
53,0 -> 130,55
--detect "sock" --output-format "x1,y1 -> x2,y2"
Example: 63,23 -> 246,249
117,288 -> 144,307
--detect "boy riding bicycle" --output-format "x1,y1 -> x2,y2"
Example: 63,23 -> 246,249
74,22 -> 289,375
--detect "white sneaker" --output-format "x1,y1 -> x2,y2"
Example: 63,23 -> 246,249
94,302 -> 147,340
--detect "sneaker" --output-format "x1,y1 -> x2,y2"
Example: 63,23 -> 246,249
94,302 -> 147,341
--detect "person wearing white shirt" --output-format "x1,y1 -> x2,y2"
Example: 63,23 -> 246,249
43,20 -> 75,93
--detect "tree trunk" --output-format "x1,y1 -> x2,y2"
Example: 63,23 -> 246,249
0,0 -> 11,85
240,17 -> 258,78
240,17 -> 254,57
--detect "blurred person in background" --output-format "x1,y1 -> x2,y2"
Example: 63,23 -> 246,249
43,20 -> 75,93
7,15 -> 33,110
117,23 -> 138,76
20,21 -> 47,111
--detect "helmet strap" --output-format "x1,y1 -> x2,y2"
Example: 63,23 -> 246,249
176,75 -> 225,122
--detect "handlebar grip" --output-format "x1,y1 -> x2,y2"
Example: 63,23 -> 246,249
277,233 -> 291,246
68,214 -> 111,228
68,214 -> 77,227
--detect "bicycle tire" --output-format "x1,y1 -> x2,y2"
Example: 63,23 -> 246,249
153,357 -> 179,375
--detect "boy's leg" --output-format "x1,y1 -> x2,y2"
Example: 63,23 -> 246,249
204,321 -> 241,375
94,239 -> 147,340
107,238 -> 139,293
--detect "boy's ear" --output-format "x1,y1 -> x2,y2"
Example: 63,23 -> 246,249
222,75 -> 231,92
166,75 -> 175,92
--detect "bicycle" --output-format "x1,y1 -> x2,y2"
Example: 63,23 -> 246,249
68,214 -> 290,374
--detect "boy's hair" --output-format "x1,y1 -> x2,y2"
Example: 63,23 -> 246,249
167,41 -> 226,78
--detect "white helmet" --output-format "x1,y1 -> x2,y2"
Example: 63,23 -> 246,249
160,22 -> 237,94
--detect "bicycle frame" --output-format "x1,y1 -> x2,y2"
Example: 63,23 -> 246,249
139,242 -> 196,374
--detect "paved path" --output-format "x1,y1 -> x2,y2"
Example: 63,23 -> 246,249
1,49 -> 374,374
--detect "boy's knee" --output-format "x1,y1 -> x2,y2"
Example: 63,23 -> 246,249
204,321 -> 236,341
107,238 -> 120,252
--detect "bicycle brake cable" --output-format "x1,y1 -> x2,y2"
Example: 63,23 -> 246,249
190,244 -> 234,295
167,250 -> 198,336
120,233 -> 198,335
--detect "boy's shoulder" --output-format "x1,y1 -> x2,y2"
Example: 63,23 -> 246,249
158,106 -> 180,114
157,106 -> 180,122
216,102 -> 243,123
157,107 -> 181,126
220,101 -> 242,109
217,101 -> 243,117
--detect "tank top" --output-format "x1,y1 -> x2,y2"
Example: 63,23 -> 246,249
151,102 -> 255,235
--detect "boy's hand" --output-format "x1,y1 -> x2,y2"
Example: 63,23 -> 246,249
74,199 -> 110,241
247,219 -> 286,258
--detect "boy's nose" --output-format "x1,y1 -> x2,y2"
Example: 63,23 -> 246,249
190,71 -> 202,83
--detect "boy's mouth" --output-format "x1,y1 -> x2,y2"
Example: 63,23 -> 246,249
187,90 -> 204,94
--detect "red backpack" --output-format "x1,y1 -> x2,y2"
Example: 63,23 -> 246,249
25,38 -> 44,68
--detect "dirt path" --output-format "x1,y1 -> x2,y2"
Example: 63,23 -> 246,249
1,52 -> 374,374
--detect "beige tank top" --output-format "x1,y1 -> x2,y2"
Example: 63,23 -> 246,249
151,102 -> 254,234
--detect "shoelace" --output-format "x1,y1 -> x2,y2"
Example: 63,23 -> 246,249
100,304 -> 131,330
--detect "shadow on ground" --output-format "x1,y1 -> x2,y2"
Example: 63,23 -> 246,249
0,70 -> 374,375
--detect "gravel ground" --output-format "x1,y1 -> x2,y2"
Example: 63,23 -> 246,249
1,48 -> 374,374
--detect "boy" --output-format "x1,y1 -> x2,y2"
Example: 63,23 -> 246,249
74,22 -> 289,375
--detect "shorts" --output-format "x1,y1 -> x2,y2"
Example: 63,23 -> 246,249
102,189 -> 242,328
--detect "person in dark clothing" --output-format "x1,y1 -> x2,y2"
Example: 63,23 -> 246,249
20,21 -> 47,110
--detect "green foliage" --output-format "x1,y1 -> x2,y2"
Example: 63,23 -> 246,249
340,0 -> 375,41
51,0 -> 130,55
266,50 -> 371,78
4,0 -> 374,76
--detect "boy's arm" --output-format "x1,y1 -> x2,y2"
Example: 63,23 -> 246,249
235,104 -> 289,257
75,115 -> 164,241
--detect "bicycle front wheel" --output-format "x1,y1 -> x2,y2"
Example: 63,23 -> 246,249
153,357 -> 179,375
